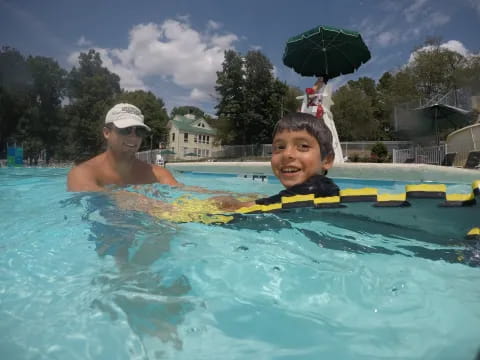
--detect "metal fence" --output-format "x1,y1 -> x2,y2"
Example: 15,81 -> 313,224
341,141 -> 412,159
136,149 -> 175,164
211,144 -> 272,159
138,141 -> 417,163
392,144 -> 447,164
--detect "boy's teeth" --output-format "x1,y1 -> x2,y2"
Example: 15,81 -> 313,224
282,168 -> 298,173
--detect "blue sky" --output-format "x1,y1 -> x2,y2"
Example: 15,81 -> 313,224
1,0 -> 479,114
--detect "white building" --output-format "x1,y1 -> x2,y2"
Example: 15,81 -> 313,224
166,114 -> 222,159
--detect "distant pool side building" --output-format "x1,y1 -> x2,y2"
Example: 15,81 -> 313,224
167,114 -> 222,159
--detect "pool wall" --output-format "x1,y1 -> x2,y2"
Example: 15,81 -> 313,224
167,162 -> 480,184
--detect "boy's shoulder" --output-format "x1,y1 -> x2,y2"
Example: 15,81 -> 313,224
256,175 -> 339,205
287,175 -> 339,197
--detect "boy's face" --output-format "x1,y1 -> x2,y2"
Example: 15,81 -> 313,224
271,129 -> 333,188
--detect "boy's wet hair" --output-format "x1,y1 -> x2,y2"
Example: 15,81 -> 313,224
272,112 -> 334,161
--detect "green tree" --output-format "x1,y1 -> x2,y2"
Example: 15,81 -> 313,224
24,55 -> 67,162
0,47 -> 31,153
457,54 -> 480,92
117,90 -> 169,150
64,49 -> 121,159
409,41 -> 466,101
215,49 -> 287,145
332,84 -> 377,141
370,141 -> 388,162
170,106 -> 206,119
215,50 -> 245,144
282,85 -> 303,114
244,50 -> 280,144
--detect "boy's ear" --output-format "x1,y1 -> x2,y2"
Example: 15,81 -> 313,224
322,153 -> 334,170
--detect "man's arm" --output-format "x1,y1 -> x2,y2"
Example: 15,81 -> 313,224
152,165 -> 180,186
67,165 -> 103,192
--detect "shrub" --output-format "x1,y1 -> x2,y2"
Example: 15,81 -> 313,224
370,142 -> 388,162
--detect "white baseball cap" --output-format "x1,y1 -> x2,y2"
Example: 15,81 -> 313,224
105,103 -> 151,131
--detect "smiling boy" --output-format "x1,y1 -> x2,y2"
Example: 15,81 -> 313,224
214,112 -> 339,210
67,103 -> 178,191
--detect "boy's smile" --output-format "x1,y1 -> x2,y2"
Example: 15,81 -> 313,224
271,129 -> 332,188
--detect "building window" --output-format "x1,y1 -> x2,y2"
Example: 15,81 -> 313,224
172,133 -> 175,142
194,135 -> 197,143
183,147 -> 188,156
206,136 -> 210,144
184,133 -> 188,143
206,149 -> 209,157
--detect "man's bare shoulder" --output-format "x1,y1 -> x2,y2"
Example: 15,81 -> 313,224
67,155 -> 105,191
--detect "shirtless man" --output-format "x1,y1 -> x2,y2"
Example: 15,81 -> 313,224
67,103 -> 178,191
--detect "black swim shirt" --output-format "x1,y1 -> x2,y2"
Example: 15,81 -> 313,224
255,175 -> 340,205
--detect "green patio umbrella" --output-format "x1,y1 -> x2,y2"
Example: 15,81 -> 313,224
282,25 -> 371,78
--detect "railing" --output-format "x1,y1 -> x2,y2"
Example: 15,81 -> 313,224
139,141 -> 417,163
446,123 -> 480,166
341,141 -> 411,159
211,144 -> 272,159
392,144 -> 447,165
136,149 -> 172,164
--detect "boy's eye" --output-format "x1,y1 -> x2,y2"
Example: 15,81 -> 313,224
273,144 -> 285,151
298,144 -> 310,151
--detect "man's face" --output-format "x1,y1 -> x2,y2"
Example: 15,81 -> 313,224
104,125 -> 146,154
270,129 -> 333,188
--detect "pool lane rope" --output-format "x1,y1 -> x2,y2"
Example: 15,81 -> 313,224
149,180 -> 480,239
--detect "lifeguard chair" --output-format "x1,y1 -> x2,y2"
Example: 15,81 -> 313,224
297,79 -> 344,164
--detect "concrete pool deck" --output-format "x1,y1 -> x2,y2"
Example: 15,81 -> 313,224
167,161 -> 480,184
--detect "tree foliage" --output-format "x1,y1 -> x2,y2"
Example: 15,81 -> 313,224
0,47 -> 67,162
215,49 -> 287,145
63,49 -> 121,159
332,41 -> 480,142
215,50 -> 245,144
0,47 -> 31,154
2,38 -> 480,163
170,106 -> 206,119
283,85 -> 303,114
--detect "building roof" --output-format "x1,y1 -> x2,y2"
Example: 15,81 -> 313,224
168,114 -> 217,135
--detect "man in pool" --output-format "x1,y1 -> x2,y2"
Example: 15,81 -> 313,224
67,103 -> 179,191
213,112 -> 339,211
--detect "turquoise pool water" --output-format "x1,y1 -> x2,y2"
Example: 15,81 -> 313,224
1,168 -> 479,360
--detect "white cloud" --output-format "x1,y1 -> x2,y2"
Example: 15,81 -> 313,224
68,19 -> 239,101
356,0 -> 450,49
190,88 -> 211,101
376,31 -> 398,47
207,20 -> 221,30
250,45 -> 262,51
76,36 -> 92,47
441,40 -> 471,57
469,0 -> 480,16
67,48 -> 146,90
429,12 -> 450,27
404,0 -> 429,22
408,40 -> 472,64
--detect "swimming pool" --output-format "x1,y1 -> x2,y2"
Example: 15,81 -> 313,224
1,167 -> 479,359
